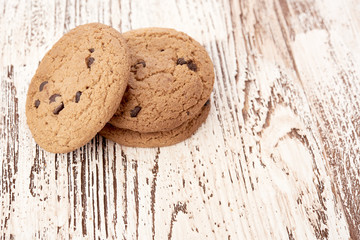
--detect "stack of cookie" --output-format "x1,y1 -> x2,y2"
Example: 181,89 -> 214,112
26,23 -> 214,153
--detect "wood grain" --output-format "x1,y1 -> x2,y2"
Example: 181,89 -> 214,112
1,0 -> 359,239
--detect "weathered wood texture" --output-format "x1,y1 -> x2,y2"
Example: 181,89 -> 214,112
1,0 -> 359,239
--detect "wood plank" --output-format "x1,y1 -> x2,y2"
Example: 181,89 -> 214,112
228,0 -> 360,238
0,0 -> 358,239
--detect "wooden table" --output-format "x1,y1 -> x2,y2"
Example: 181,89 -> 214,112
1,0 -> 359,239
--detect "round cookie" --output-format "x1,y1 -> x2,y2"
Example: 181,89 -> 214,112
109,28 -> 214,133
101,101 -> 210,147
26,23 -> 130,153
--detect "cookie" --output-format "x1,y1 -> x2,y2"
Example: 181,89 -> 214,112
26,23 -> 130,153
109,28 -> 214,133
101,101 -> 210,147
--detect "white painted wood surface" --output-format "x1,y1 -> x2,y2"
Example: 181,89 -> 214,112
1,0 -> 359,239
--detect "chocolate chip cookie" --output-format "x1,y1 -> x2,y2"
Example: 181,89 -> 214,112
26,23 -> 130,153
101,101 -> 210,147
109,28 -> 214,132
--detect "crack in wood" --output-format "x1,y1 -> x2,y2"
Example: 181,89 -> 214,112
112,144 -> 118,239
151,148 -> 160,240
95,136 -> 101,233
133,160 -> 139,240
7,65 -> 13,79
102,137 -> 109,238
90,138 -> 96,239
168,202 -> 187,240
1,75 -> 19,238
72,150 -> 78,231
121,149 -> 128,238
81,145 -> 87,236
66,152 -> 72,230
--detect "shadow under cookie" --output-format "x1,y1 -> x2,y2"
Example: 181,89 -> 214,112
100,103 -> 210,148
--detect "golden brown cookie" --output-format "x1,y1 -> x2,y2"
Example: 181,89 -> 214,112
101,101 -> 210,147
26,23 -> 130,153
109,28 -> 214,133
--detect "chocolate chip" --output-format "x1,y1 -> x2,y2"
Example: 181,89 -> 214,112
75,91 -> 82,103
186,111 -> 190,115
187,61 -> 197,71
160,49 -> 164,52
39,81 -> 48,91
137,61 -> 146,68
86,56 -> 95,68
177,58 -> 197,71
88,48 -> 95,53
130,106 -> 142,117
49,94 -> 61,103
53,102 -> 64,115
131,60 -> 146,72
204,99 -> 210,106
34,99 -> 40,108
177,58 -> 187,65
